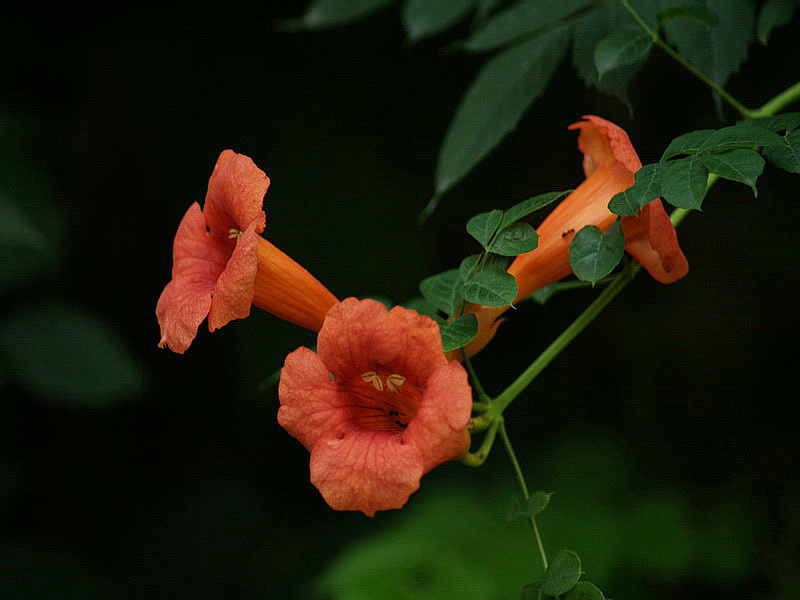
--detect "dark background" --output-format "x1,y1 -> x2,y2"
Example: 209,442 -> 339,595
0,3 -> 798,598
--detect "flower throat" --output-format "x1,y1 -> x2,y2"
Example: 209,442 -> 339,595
343,370 -> 423,432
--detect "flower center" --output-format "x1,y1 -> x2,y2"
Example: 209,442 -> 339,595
228,228 -> 243,240
343,370 -> 422,433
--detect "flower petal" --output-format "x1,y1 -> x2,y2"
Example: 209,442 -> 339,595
278,346 -> 345,451
207,220 -> 260,332
575,115 -> 689,284
203,149 -> 268,240
317,298 -> 447,386
309,430 -> 424,517
571,114 -> 642,175
404,360 -> 472,472
156,280 -> 213,354
156,202 -> 227,353
622,200 -> 689,283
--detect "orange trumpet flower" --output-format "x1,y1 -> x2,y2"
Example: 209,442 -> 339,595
464,115 -> 689,357
156,150 -> 338,353
278,298 -> 472,516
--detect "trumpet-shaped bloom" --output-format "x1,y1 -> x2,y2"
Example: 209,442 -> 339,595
464,116 -> 689,357
278,298 -> 472,517
156,150 -> 338,353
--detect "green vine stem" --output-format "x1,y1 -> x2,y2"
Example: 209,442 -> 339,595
751,79 -> 800,118
498,419 -> 549,572
462,416 -> 502,467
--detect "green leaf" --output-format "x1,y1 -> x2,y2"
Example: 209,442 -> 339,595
459,253 -> 481,281
506,491 -> 552,522
462,269 -> 517,307
698,124 -> 786,153
463,0 -> 590,52
294,0 -> 395,29
436,26 -> 570,195
467,209 -> 504,249
541,549 -> 582,597
419,269 -> 463,317
0,304 -> 146,406
402,0 -> 474,43
525,491 -> 553,517
746,112 -> 800,133
656,5 -> 719,29
700,148 -> 765,195
563,581 -> 606,600
571,0 -> 660,107
660,154 -> 710,210
763,129 -> 800,174
661,129 -> 715,159
467,253 -> 512,279
434,313 -> 478,353
594,24 -> 652,81
662,0 -> 754,105
608,162 -> 666,216
402,295 -> 439,318
490,222 -> 538,256
569,221 -> 624,284
503,190 -> 570,226
757,0 -> 796,45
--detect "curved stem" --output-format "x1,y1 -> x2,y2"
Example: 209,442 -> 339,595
499,420 -> 549,571
752,79 -> 800,117
462,348 -> 491,403
463,416 -> 501,467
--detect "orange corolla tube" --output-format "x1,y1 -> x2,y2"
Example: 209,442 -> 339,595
156,150 -> 338,353
462,115 -> 689,358
252,237 -> 338,333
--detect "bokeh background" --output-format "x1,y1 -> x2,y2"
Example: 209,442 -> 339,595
1,3 -> 798,598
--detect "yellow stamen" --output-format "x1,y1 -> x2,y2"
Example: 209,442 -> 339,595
386,373 -> 406,393
228,228 -> 243,239
361,371 -> 384,391
348,370 -> 422,433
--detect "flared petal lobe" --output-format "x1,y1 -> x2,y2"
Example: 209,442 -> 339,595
573,115 -> 689,284
310,431 -> 424,517
278,298 -> 472,516
203,149 -> 268,239
156,202 -> 227,353
317,298 -> 447,386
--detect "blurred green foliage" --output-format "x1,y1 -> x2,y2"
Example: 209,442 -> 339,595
316,430 -> 761,600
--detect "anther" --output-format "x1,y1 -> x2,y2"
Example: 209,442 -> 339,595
228,228 -> 243,239
386,373 -> 406,393
361,371 -> 384,391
